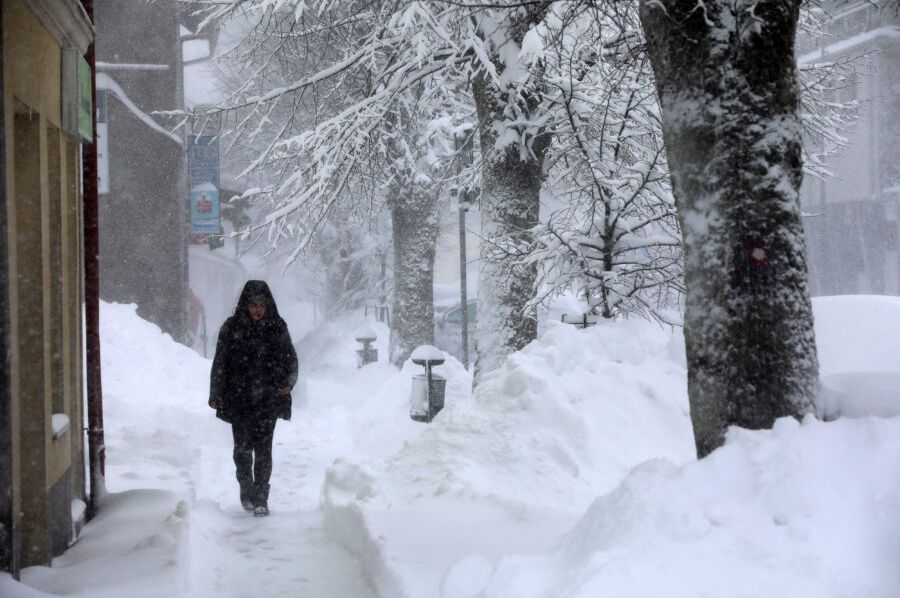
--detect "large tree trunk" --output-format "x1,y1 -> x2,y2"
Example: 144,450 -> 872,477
639,0 -> 819,457
471,72 -> 550,386
389,177 -> 439,365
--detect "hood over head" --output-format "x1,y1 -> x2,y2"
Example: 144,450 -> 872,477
234,280 -> 281,321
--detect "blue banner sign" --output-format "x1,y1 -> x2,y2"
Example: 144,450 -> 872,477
188,135 -> 221,238
191,183 -> 221,232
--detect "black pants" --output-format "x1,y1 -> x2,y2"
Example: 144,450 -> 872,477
232,417 -> 277,507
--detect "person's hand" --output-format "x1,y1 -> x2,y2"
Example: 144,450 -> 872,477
277,386 -> 292,396
209,398 -> 222,409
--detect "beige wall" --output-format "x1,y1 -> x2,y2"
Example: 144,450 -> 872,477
4,0 -> 87,567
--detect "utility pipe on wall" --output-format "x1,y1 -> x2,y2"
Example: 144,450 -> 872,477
81,0 -> 106,516
0,0 -> 19,577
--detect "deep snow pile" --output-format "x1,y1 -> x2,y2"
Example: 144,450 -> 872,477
364,318 -> 693,507
100,303 -> 220,502
478,415 -> 900,598
6,296 -> 900,598
324,296 -> 900,598
7,303 -> 212,597
323,318 -> 696,598
295,311 -> 472,461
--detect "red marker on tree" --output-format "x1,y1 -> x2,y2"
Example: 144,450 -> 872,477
748,242 -> 770,265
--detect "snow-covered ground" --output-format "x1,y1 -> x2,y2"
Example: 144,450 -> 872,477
3,295 -> 899,598
814,295 -> 900,419
4,302 -> 386,597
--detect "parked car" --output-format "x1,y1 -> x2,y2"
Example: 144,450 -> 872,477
434,299 -> 476,367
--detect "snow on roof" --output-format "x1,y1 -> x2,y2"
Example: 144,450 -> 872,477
96,73 -> 183,145
813,295 -> 900,376
813,295 -> 900,418
798,25 -> 900,64
96,62 -> 170,71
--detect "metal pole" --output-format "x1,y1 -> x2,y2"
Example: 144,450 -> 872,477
425,362 -> 433,422
458,202 -> 468,370
81,0 -> 107,518
177,18 -> 190,345
454,133 -> 471,370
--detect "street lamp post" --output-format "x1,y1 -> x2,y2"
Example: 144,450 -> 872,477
458,196 -> 469,369
454,130 -> 475,369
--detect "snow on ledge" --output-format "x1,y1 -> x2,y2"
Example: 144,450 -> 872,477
798,25 -> 900,65
17,490 -> 188,596
51,413 -> 69,439
96,62 -> 170,72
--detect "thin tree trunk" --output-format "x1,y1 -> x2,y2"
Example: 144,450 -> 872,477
640,0 -> 819,457
389,178 -> 439,366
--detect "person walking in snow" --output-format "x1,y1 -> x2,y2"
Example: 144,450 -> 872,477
209,280 -> 298,517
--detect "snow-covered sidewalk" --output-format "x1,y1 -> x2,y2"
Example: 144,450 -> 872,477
187,404 -> 374,598
7,296 -> 900,598
8,303 -> 380,598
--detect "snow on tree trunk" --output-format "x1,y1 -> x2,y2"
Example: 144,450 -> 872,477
639,0 -> 819,457
472,71 -> 549,387
389,177 -> 439,366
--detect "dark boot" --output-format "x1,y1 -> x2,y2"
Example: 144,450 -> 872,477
252,482 -> 270,509
239,486 -> 253,511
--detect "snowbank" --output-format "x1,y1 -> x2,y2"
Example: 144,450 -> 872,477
100,302 -> 223,502
295,312 -> 471,461
323,318 -> 694,597
7,295 -> 899,598
479,416 -> 900,598
324,295 -> 900,598
5,303 -> 210,597
366,318 -> 693,508
295,310 -> 391,376
812,295 -> 900,418
101,302 -> 211,420
7,490 -> 188,598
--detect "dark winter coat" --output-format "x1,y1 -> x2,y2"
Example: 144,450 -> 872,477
209,281 -> 298,423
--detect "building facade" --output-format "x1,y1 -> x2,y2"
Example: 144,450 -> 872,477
799,2 -> 900,296
1,0 -> 93,577
95,0 -> 187,341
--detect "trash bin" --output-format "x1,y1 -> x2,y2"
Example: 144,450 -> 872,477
356,340 -> 377,368
409,345 -> 446,423
410,373 -> 446,423
355,328 -> 378,368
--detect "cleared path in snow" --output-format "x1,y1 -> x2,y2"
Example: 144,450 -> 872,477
98,303 -> 387,598
186,380 -> 375,598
